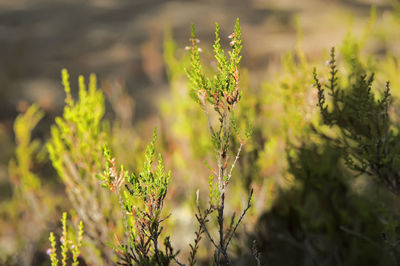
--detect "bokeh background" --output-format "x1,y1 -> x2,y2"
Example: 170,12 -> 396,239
1,0 -> 400,265
0,0 -> 391,123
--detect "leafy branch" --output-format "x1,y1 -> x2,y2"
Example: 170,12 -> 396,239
186,18 -> 253,265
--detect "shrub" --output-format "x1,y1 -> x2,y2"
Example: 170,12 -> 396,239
47,69 -> 120,264
185,19 -> 253,265
100,129 -> 178,265
3,104 -> 56,265
48,212 -> 84,266
314,47 -> 400,196
3,10 -> 400,266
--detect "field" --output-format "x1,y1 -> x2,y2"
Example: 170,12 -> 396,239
1,0 -> 400,265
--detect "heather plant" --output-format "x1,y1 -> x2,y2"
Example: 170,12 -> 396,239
313,47 -> 400,195
310,47 -> 400,264
48,212 -> 84,266
160,19 -> 336,263
4,9 -> 400,266
243,11 -> 400,265
100,129 -> 178,265
2,104 -> 56,265
161,17 -> 324,218
185,19 -> 254,265
252,140 -> 397,266
9,104 -> 44,192
244,44 -> 400,266
161,30 -> 216,253
47,69 -> 119,264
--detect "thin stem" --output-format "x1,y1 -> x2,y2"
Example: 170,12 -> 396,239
227,143 -> 243,184
196,193 -> 219,250
224,189 -> 253,250
217,192 -> 227,263
189,208 -> 212,266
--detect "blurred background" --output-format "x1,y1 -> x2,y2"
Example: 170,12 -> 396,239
0,0 -> 392,123
1,0 -> 400,265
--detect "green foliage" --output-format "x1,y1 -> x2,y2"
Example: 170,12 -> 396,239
186,19 -> 242,129
186,18 -> 244,188
124,129 -> 171,205
314,48 -> 400,196
49,232 -> 59,266
161,16 -> 333,263
207,174 -> 219,207
9,104 -> 44,191
2,104 -> 57,265
186,19 -> 253,265
242,11 -> 400,266
47,69 -> 118,264
101,129 -> 178,265
4,10 -> 400,266
47,212 -> 84,266
270,141 -> 395,266
48,69 -> 105,180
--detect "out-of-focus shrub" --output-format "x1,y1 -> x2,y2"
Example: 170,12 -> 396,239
47,69 -> 121,265
1,104 -> 57,265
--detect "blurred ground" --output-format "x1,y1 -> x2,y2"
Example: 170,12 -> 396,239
0,0 -> 392,121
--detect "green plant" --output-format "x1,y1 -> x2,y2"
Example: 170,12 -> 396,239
101,129 -> 178,265
310,47 -> 400,265
3,104 -> 56,265
47,69 -> 119,264
247,138 -> 397,266
313,47 -> 400,196
5,10 -> 400,266
185,19 -> 253,265
9,104 -> 44,192
48,212 -> 84,266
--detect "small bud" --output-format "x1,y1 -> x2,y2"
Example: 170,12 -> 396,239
196,39 -> 200,43
326,60 -> 331,67
46,248 -> 53,255
71,244 -> 76,249
185,46 -> 190,51
228,33 -> 234,39
198,47 -> 203,52
230,41 -> 235,47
